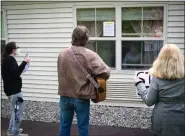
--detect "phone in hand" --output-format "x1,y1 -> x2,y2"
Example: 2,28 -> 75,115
25,52 -> 29,58
23,53 -> 30,73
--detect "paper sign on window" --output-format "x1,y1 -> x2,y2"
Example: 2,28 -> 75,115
144,41 -> 155,52
103,22 -> 114,36
144,41 -> 163,52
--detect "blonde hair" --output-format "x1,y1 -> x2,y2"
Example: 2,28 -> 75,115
149,44 -> 184,79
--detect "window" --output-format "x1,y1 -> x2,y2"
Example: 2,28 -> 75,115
122,40 -> 163,69
1,11 -> 6,60
122,7 -> 163,37
76,6 -> 165,70
77,8 -> 116,68
122,6 -> 164,70
89,41 -> 115,67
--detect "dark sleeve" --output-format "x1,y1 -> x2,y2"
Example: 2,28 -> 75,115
8,57 -> 27,78
123,53 -> 128,64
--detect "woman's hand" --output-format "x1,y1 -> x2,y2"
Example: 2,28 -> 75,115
134,76 -> 145,96
134,76 -> 144,86
24,57 -> 30,63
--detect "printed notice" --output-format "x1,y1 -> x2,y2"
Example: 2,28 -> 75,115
103,22 -> 114,36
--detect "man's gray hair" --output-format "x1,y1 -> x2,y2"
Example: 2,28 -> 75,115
71,25 -> 89,47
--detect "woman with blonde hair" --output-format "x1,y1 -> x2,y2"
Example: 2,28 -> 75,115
135,44 -> 184,136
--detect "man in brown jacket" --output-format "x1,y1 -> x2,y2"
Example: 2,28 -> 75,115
57,25 -> 110,136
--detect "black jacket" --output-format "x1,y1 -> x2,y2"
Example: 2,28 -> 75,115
1,56 -> 27,96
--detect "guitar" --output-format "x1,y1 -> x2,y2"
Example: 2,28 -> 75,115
91,77 -> 106,103
69,48 -> 107,103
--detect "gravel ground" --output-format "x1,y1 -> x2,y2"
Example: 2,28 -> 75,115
1,99 -> 152,129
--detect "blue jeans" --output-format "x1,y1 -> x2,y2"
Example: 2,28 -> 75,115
8,92 -> 24,136
59,96 -> 90,136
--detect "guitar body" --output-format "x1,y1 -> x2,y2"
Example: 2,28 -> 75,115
91,77 -> 106,103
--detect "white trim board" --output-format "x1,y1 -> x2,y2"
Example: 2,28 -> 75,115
2,0 -> 185,2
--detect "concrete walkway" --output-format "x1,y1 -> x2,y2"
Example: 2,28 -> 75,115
1,118 -> 154,136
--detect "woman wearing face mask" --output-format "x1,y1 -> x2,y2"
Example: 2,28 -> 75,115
1,42 -> 30,136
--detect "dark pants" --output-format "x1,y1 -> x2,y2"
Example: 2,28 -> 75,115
59,96 -> 90,136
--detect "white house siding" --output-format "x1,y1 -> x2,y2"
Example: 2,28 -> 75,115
167,2 -> 185,54
1,2 -> 74,102
1,1 -> 184,105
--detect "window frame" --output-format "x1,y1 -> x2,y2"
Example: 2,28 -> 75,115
1,9 -> 8,42
74,4 -> 167,71
74,6 -> 117,69
1,9 -> 8,64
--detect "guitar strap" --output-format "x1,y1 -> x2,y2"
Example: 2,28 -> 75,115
68,47 -> 100,89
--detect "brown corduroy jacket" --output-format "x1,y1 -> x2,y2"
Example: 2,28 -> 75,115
57,46 -> 110,99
